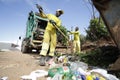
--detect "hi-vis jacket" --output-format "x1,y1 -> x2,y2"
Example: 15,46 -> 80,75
70,31 -> 80,41
40,13 -> 61,31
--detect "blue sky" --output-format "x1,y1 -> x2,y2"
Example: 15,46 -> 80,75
0,0 -> 97,42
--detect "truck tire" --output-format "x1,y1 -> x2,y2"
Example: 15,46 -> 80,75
21,39 -> 32,53
21,40 -> 29,53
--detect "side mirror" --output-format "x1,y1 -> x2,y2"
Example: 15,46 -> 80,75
19,36 -> 21,40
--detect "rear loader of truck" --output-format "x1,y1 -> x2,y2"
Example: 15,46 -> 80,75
21,11 -> 48,53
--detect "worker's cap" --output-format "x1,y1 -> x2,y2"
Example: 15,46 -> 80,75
56,9 -> 64,14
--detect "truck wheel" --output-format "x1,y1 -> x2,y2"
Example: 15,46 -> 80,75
21,41 -> 28,53
27,48 -> 32,53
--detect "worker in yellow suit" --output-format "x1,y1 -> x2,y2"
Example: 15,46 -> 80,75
69,27 -> 81,54
36,4 -> 64,66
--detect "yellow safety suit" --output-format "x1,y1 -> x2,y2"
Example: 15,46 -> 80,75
39,13 -> 61,57
70,31 -> 81,53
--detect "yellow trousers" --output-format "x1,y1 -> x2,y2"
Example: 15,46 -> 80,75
73,40 -> 81,53
40,29 -> 56,56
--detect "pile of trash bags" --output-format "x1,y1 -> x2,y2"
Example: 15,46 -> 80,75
47,61 -> 119,80
20,55 -> 119,80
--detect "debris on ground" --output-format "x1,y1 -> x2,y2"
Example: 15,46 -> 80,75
21,70 -> 48,80
0,77 -> 8,80
20,56 -> 119,80
46,61 -> 119,80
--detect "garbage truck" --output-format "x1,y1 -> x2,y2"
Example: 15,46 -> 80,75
21,11 -> 48,53
21,11 -> 69,53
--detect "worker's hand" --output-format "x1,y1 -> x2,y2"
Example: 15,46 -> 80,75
49,20 -> 56,25
36,4 -> 43,12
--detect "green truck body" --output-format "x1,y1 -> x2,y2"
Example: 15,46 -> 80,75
21,11 -> 48,53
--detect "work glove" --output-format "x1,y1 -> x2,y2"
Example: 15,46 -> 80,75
36,4 -> 43,12
49,20 -> 56,25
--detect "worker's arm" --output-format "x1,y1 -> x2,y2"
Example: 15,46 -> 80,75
39,12 -> 48,18
49,18 -> 61,27
36,4 -> 47,18
70,31 -> 79,34
56,20 -> 61,27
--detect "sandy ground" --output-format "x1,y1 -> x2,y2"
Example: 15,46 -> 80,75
0,51 -> 48,80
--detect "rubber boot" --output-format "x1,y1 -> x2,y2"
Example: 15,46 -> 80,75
39,55 -> 46,66
46,56 -> 53,62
